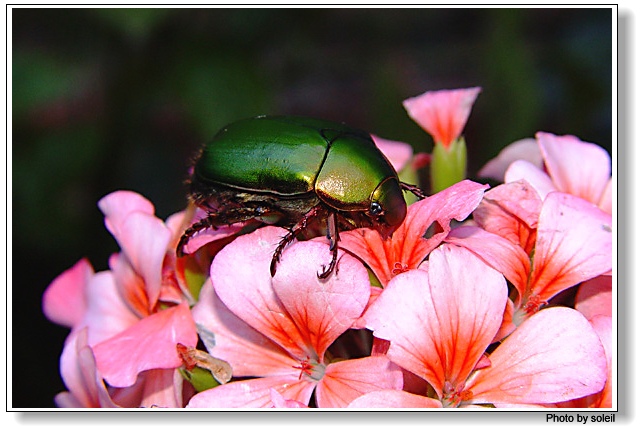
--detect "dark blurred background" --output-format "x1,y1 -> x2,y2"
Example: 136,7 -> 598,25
11,7 -> 612,408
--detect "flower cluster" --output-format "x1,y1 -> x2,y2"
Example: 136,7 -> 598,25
43,87 -> 613,409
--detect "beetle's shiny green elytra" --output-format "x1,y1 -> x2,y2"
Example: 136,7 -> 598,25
177,115 -> 425,278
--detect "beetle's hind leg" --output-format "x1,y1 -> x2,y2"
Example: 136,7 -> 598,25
176,215 -> 218,257
177,206 -> 280,257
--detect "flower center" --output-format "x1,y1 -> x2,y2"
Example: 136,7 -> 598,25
292,357 -> 325,381
441,380 -> 473,408
391,261 -> 409,276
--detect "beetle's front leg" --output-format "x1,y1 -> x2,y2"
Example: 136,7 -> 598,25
270,205 -> 326,277
318,211 -> 340,279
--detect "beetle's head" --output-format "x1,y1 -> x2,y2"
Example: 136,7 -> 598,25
367,177 -> 407,239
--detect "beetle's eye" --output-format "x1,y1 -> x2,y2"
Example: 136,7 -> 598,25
369,202 -> 383,216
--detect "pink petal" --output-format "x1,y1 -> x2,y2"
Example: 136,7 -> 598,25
269,388 -> 308,408
315,356 -> 403,408
272,239 -> 371,358
598,177 -> 612,214
364,245 -> 506,398
505,159 -> 557,200
530,192 -> 612,302
211,226 -> 312,360
109,252 -> 151,318
478,138 -> 543,181
186,376 -> 315,408
117,211 -> 172,308
348,390 -> 442,408
537,132 -> 612,206
575,275 -> 612,320
445,226 -> 530,299
98,190 -> 155,239
192,280 -> 299,378
82,270 -> 140,346
57,328 -> 118,408
138,369 -> 186,408
371,134 -> 414,172
469,307 -> 607,405
403,87 -> 481,146
42,258 -> 93,328
92,302 -> 197,388
472,180 -> 542,251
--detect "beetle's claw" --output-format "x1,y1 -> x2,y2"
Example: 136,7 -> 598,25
317,246 -> 339,280
270,256 -> 279,277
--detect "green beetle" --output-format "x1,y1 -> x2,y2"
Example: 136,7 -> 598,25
177,115 -> 425,278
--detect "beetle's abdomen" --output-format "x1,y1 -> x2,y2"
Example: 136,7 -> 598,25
193,117 -> 330,196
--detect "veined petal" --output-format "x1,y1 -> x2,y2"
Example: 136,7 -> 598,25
316,356 -> 403,408
186,375 -> 315,408
273,240 -> 371,358
403,87 -> 481,147
364,245 -> 506,398
469,307 -> 607,405
93,302 -> 197,388
42,258 -> 93,329
530,192 -> 612,302
445,226 -> 530,299
348,390 -> 442,408
211,226 -> 311,360
472,180 -> 542,251
192,280 -> 298,378
537,132 -> 612,206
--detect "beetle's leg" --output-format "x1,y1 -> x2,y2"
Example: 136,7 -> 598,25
176,215 -> 219,257
318,211 -> 340,279
400,182 -> 427,199
177,206 -> 281,257
270,205 -> 326,277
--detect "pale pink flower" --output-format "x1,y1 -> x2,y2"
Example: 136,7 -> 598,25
480,132 -> 612,214
187,226 -> 402,408
42,190 -> 198,407
356,244 -> 607,408
478,138 -> 543,181
403,87 -> 481,147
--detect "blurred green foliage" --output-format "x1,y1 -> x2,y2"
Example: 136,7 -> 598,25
11,7 -> 612,407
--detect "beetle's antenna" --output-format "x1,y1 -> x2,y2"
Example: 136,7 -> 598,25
400,182 -> 427,200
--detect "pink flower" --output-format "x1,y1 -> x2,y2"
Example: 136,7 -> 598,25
187,226 -> 402,408
354,244 -> 607,408
403,87 -> 481,147
446,182 -> 612,334
339,179 -> 488,287
42,190 -> 198,407
479,132 -> 612,214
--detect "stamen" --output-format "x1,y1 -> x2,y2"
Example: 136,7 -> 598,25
391,261 -> 409,276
